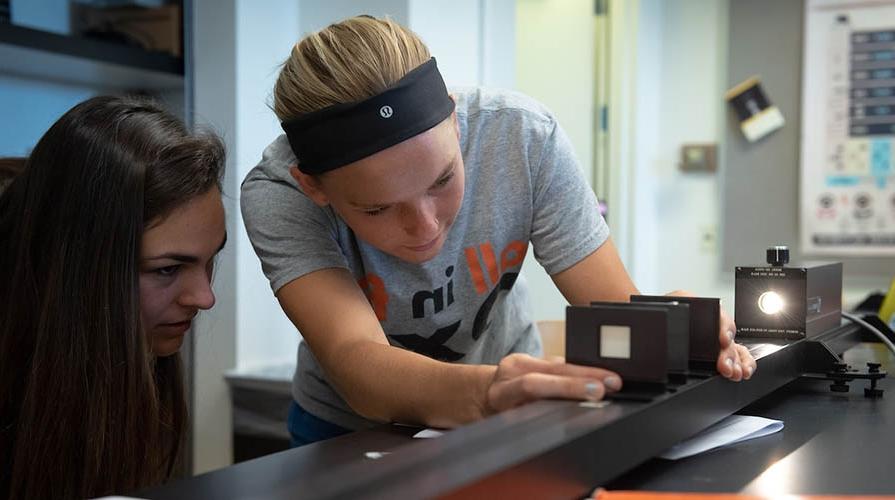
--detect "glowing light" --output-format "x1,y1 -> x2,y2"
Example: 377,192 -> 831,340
758,291 -> 785,315
748,454 -> 796,496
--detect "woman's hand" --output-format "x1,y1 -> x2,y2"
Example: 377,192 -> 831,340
484,353 -> 623,414
716,308 -> 756,381
665,290 -> 756,381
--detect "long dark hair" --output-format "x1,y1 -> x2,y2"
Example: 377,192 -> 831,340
0,158 -> 25,193
0,96 -> 225,499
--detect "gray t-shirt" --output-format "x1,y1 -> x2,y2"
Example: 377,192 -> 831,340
241,87 -> 609,430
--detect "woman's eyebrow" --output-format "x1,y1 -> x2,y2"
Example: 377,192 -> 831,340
145,253 -> 198,263
144,232 -> 228,263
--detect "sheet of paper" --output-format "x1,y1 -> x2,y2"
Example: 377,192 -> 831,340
659,415 -> 783,460
413,428 -> 445,439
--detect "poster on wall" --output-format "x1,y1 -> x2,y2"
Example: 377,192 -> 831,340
801,0 -> 895,256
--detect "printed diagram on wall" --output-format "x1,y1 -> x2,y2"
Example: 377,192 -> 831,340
801,0 -> 895,256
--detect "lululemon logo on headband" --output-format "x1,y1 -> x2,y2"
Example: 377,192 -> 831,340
379,105 -> 393,118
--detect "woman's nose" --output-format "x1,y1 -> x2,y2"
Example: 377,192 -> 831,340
179,272 -> 216,310
401,201 -> 439,239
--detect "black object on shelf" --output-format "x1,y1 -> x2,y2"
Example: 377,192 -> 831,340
0,22 -> 183,76
0,0 -> 9,24
854,292 -> 885,314
0,21 -> 184,91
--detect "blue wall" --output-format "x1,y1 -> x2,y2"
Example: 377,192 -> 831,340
0,74 -> 99,156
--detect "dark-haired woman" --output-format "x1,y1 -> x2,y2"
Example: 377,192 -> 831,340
0,96 -> 226,499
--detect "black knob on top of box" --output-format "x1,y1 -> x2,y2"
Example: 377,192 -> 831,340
766,245 -> 790,266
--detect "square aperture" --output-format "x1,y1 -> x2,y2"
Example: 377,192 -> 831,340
600,325 -> 631,359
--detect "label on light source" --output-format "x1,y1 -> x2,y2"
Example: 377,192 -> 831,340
807,296 -> 822,314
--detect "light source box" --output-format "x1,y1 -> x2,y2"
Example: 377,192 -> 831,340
735,262 -> 842,339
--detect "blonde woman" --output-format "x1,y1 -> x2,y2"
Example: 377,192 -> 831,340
241,15 -> 756,447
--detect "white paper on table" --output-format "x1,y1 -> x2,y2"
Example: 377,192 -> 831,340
413,428 -> 445,439
659,415 -> 783,460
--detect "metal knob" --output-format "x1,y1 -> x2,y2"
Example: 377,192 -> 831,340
766,246 -> 790,266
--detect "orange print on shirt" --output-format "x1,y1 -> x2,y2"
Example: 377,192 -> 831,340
465,240 -> 528,294
357,273 -> 388,321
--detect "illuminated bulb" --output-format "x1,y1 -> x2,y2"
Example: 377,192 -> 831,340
758,291 -> 785,315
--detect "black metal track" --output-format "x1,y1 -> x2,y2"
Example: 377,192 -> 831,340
289,323 -> 864,500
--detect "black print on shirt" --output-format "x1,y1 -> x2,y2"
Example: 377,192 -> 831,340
411,266 -> 454,319
471,272 -> 518,341
391,271 -> 518,361
389,320 -> 464,362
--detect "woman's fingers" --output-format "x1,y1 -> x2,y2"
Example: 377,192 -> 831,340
716,342 -> 757,381
501,353 -> 622,389
716,307 -> 747,381
717,345 -> 742,381
487,354 -> 624,412
490,338 -> 759,414
719,311 -> 737,349
489,373 -> 607,411
737,344 -> 757,379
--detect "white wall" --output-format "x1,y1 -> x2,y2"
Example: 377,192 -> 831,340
652,0 -> 733,303
409,0 -> 482,86
481,0 -> 516,89
296,0 -> 514,89
628,0 -> 662,294
192,0 -> 239,474
298,0 -> 408,34
628,0 -> 743,310
515,0 -> 595,320
192,0 -> 305,473
234,1 -> 301,371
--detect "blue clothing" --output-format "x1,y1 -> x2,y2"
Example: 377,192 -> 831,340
287,400 -> 351,447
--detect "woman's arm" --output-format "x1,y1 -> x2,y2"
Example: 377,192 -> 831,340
550,237 -> 639,304
277,267 -> 623,429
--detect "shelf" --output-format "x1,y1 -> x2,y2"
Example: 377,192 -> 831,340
0,22 -> 184,91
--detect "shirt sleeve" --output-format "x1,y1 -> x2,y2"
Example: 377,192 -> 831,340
240,145 -> 350,294
528,118 -> 610,275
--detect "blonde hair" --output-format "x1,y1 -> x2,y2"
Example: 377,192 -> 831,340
273,16 -> 431,122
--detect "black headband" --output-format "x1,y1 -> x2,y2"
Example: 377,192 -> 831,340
282,58 -> 455,174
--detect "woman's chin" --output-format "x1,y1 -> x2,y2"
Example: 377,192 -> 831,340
151,337 -> 185,357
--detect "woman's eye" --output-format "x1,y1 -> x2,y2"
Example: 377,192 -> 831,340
364,207 -> 388,216
154,265 -> 181,277
435,173 -> 454,187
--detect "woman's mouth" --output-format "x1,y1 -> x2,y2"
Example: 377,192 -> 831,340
406,233 -> 441,252
160,320 -> 192,335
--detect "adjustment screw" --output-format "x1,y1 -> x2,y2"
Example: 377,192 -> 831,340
766,246 -> 790,266
831,380 -> 850,392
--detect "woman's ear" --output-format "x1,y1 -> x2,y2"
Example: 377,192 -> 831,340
448,93 -> 460,139
289,166 -> 329,206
